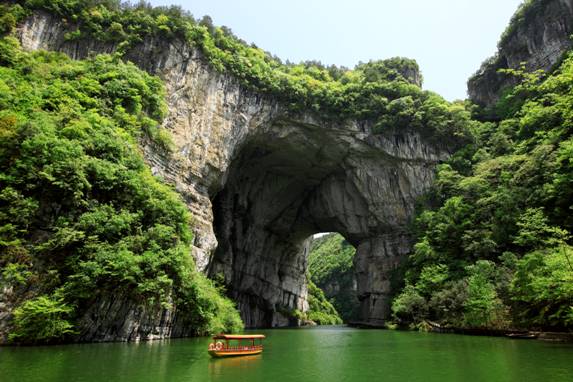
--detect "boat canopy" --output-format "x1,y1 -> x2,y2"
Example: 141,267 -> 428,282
213,334 -> 265,340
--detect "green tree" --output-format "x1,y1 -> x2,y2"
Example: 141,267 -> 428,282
8,295 -> 75,343
391,284 -> 428,324
463,261 -> 508,328
511,246 -> 573,327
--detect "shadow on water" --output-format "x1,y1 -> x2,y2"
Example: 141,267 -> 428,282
208,355 -> 263,379
1,327 -> 572,382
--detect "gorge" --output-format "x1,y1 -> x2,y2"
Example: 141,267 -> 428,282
1,0 -> 572,343
0,6 -> 463,340
15,7 -> 458,332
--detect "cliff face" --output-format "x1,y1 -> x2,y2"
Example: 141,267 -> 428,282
12,11 -> 453,337
468,0 -> 573,108
20,12 -> 279,273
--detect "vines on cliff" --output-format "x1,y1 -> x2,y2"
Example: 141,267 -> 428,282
0,33 -> 242,343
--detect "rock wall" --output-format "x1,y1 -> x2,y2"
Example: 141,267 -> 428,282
76,292 -> 201,342
12,11 -> 452,337
468,0 -> 573,108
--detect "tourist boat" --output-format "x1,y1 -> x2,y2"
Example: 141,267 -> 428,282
208,334 -> 265,358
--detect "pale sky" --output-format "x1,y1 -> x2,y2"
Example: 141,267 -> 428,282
148,0 -> 524,101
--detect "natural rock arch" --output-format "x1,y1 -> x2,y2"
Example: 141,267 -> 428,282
208,116 -> 451,327
17,12 -> 455,331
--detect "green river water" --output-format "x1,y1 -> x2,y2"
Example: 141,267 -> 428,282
1,326 -> 571,382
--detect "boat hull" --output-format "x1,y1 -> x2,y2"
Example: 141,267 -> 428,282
208,349 -> 263,358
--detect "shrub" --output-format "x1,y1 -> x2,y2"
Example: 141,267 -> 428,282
391,284 -> 427,324
463,261 -> 509,328
428,280 -> 468,326
306,279 -> 343,325
8,295 -> 75,344
511,245 -> 573,328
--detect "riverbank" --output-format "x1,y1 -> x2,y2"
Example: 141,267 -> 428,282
347,321 -> 573,342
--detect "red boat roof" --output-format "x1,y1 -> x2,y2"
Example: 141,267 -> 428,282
213,334 -> 265,340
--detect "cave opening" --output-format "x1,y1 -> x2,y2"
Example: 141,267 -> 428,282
207,116 -> 446,328
308,232 -> 360,323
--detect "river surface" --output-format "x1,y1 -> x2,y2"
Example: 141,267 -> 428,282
1,326 -> 572,382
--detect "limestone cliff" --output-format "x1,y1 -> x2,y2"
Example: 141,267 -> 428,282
468,0 -> 573,109
11,10 -> 454,337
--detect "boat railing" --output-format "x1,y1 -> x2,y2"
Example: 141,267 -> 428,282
218,345 -> 263,351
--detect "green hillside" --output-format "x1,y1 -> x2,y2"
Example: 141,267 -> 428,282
0,32 -> 241,343
393,54 -> 573,331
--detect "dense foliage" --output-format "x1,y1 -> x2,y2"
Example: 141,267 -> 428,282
283,278 -> 342,326
393,53 -> 573,331
306,279 -> 343,325
2,0 -> 472,144
308,233 -> 359,322
0,34 -> 242,343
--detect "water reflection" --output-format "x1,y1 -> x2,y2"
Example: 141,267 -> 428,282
208,355 -> 263,378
